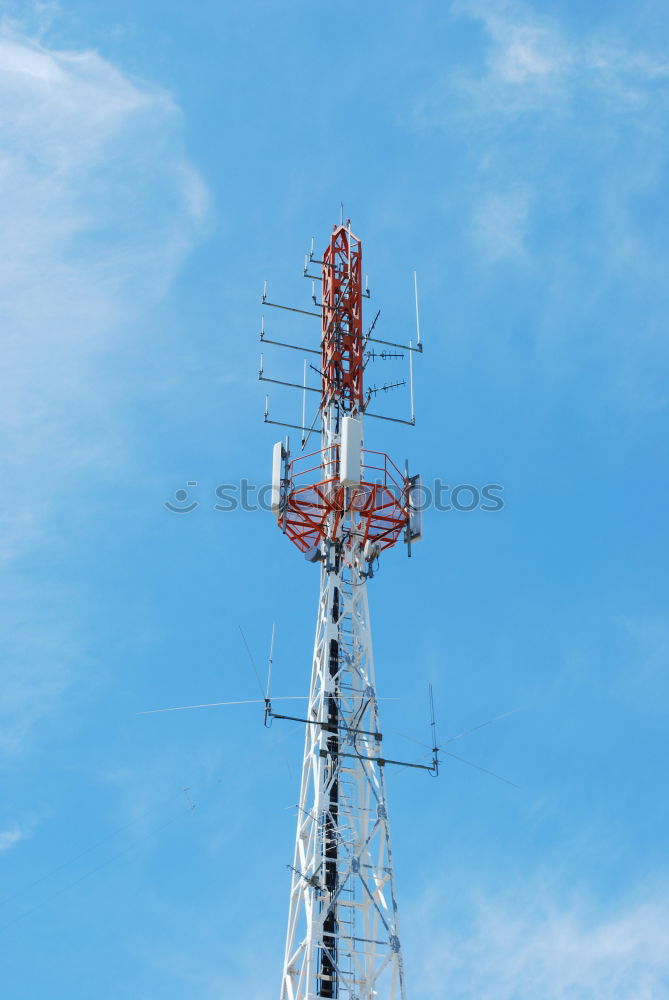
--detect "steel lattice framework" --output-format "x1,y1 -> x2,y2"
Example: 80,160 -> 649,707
281,563 -> 405,1000
269,222 -> 422,1000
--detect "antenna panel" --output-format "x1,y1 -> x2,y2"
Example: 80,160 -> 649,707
408,473 -> 423,541
340,415 -> 362,487
271,441 -> 283,514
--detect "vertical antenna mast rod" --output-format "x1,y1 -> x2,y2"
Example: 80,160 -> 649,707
413,270 -> 422,350
301,360 -> 307,447
409,339 -> 415,425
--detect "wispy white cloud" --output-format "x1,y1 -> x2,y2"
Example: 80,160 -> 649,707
0,818 -> 36,852
454,0 -> 571,87
616,614 -> 669,711
0,23 -> 208,758
407,878 -> 669,999
442,0 -> 669,114
0,824 -> 27,852
410,0 -> 669,412
0,586 -> 86,760
414,0 -> 669,232
0,28 -> 208,559
419,0 -> 669,253
472,186 -> 532,261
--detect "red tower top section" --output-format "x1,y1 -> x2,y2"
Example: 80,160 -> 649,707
321,224 -> 364,412
270,222 -> 416,561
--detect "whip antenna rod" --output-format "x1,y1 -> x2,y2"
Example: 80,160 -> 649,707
413,270 -> 422,348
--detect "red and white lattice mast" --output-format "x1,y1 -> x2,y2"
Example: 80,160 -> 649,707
262,220 -> 427,1000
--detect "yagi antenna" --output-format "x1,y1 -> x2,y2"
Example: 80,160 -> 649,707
366,379 -> 406,399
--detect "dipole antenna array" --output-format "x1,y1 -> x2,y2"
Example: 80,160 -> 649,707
261,220 -> 428,1000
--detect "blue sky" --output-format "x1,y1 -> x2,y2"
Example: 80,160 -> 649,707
1,1 -> 668,997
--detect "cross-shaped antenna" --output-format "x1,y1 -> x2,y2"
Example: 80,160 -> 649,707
389,704 -> 520,786
136,627 -> 305,717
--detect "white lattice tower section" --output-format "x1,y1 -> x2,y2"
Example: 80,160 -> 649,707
280,560 -> 406,1000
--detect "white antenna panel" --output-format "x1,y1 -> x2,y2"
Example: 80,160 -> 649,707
340,416 -> 362,487
408,474 -> 423,541
271,441 -> 283,514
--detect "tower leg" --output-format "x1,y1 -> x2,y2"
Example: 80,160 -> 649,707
280,560 -> 406,1000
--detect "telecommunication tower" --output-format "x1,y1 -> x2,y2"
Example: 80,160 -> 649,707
261,219 -> 432,1000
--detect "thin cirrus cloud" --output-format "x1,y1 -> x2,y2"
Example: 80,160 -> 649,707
409,0 -> 669,412
444,0 -> 669,111
407,881 -> 669,1000
0,30 -> 208,484
0,28 -> 208,759
420,0 -> 669,254
0,821 -> 32,853
454,0 -> 572,90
